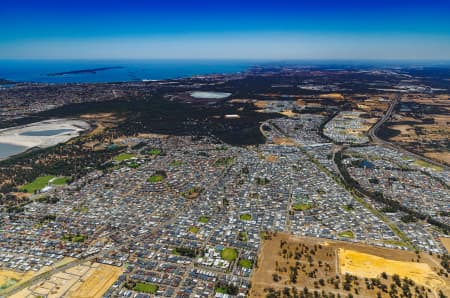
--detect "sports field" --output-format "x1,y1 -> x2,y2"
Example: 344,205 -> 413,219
19,175 -> 54,193
113,152 -> 135,161
19,175 -> 71,193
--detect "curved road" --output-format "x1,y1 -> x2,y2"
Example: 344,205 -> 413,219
368,94 -> 449,171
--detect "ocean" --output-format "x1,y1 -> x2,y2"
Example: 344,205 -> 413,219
0,60 -> 256,84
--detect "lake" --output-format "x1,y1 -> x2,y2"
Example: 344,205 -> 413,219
190,91 -> 232,99
0,143 -> 28,159
20,129 -> 74,136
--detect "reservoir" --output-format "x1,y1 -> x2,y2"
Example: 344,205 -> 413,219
0,143 -> 28,159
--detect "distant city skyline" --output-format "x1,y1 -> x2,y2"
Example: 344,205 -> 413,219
1,0 -> 450,60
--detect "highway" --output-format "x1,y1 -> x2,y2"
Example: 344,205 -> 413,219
368,94 -> 449,172
368,94 -> 400,142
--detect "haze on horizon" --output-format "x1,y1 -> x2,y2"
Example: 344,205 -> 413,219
1,0 -> 450,60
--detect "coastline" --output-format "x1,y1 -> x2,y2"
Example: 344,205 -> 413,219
0,60 -> 254,84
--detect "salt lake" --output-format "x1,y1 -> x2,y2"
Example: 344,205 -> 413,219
0,119 -> 90,160
0,143 -> 28,159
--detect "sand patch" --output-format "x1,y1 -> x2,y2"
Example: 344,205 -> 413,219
79,113 -> 115,120
279,110 -> 298,118
338,249 -> 445,291
250,233 -> 450,298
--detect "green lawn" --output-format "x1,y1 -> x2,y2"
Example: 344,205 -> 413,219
188,226 -> 200,234
260,231 -> 268,239
134,282 -> 159,294
238,231 -> 248,242
383,239 -> 407,247
292,203 -> 312,211
147,148 -> 162,156
239,214 -> 252,221
19,175 -> 55,193
213,156 -> 234,167
342,204 -> 354,211
61,234 -> 87,243
127,161 -> 140,168
256,177 -> 270,185
170,160 -> 184,167
215,287 -> 227,294
181,186 -> 202,199
73,206 -> 89,213
51,176 -> 71,185
113,153 -> 135,161
221,248 -> 238,261
413,159 -> 443,172
338,230 -> 354,239
198,216 -> 210,223
147,174 -> 165,183
239,259 -> 252,269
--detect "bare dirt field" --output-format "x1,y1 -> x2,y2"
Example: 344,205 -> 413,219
250,233 -> 450,298
339,249 -> 446,292
0,257 -> 75,296
80,112 -> 123,136
440,237 -> 450,253
254,100 -> 269,108
272,137 -> 297,146
67,263 -> 123,298
10,262 -> 123,298
265,155 -> 279,163
279,110 -> 298,118
0,270 -> 34,292
424,152 -> 450,165
319,93 -> 344,100
381,94 -> 450,166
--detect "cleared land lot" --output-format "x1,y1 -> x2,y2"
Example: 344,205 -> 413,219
0,257 -> 75,296
250,233 -> 450,298
381,94 -> 450,166
10,262 -> 123,298
441,237 -> 450,253
67,263 -> 123,298
339,249 -> 445,292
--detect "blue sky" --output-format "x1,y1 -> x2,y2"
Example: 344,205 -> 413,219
1,0 -> 450,60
